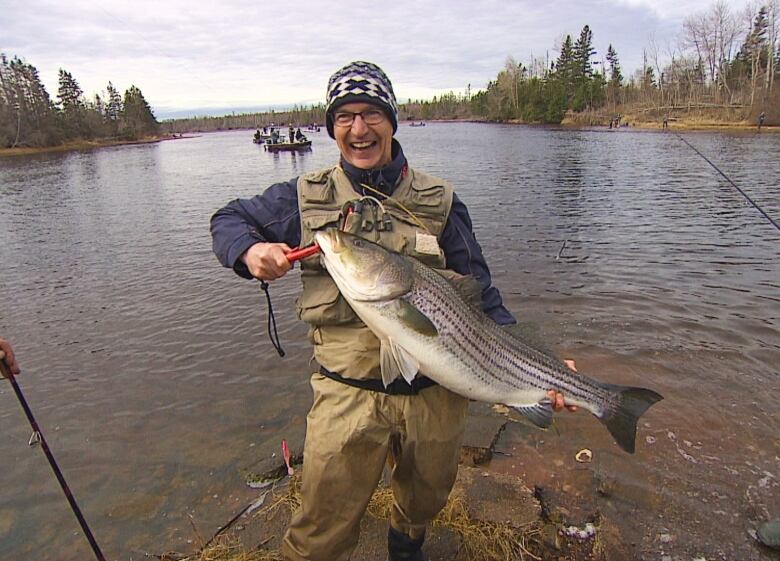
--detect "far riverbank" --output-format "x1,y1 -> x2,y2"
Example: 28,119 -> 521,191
556,104 -> 778,132
2,118 -> 776,160
0,134 -> 190,158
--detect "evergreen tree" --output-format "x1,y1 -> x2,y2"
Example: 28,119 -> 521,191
0,54 -> 59,147
606,44 -> 623,85
569,25 -> 599,111
573,25 -> 596,79
543,79 -> 568,122
552,34 -> 578,108
642,66 -> 657,89
735,6 -> 770,78
105,81 -> 123,120
105,81 -> 123,135
554,35 -> 576,85
57,68 -> 87,139
121,85 -> 158,139
57,69 -> 84,112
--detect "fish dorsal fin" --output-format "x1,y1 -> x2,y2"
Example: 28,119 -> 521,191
379,337 -> 420,387
511,400 -> 554,428
389,300 -> 438,336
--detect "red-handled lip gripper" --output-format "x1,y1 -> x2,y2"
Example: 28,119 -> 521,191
285,244 -> 320,263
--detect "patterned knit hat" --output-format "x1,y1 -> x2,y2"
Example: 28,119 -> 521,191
325,61 -> 398,138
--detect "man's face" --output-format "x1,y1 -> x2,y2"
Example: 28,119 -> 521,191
332,102 -> 393,170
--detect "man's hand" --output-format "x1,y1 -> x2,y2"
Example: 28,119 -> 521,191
0,338 -> 21,377
241,242 -> 293,281
547,359 -> 578,413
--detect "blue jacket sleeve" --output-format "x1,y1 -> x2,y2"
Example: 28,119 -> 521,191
210,178 -> 302,279
440,194 -> 516,325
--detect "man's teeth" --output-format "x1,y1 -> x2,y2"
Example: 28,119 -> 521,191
352,141 -> 374,148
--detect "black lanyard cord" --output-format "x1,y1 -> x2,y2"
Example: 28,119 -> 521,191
259,280 -> 285,357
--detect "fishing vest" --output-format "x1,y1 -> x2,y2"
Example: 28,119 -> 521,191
296,164 -> 454,381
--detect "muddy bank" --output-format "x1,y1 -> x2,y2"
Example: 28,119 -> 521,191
158,403 -> 762,561
157,410 -> 605,561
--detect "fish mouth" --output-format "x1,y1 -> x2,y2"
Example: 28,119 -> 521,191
314,229 -> 340,254
315,230 -> 373,301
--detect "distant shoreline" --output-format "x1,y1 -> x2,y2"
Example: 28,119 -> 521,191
0,134 -> 191,158
2,121 -> 775,158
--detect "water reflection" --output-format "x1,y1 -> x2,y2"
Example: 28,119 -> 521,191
0,125 -> 778,560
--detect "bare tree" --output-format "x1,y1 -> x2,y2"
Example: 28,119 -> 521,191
766,0 -> 779,91
648,33 -> 665,106
682,1 -> 741,101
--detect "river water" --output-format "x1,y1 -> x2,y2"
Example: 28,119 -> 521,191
0,124 -> 778,560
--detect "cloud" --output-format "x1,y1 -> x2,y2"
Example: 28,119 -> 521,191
2,0 -> 754,114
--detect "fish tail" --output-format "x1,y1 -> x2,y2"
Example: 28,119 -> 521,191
598,384 -> 663,454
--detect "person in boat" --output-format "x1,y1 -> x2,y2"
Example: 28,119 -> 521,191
270,128 -> 280,144
210,60 -> 575,561
0,338 -> 21,377
289,126 -> 295,144
295,128 -> 306,142
263,126 -> 269,134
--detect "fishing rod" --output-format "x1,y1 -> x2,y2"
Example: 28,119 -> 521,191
675,132 -> 780,233
0,352 -> 106,561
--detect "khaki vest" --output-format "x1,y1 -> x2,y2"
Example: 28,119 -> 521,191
296,165 -> 453,380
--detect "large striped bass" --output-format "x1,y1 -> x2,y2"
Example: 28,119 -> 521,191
314,229 -> 663,453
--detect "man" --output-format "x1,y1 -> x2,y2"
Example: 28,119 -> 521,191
0,338 -> 21,377
211,61 -> 571,561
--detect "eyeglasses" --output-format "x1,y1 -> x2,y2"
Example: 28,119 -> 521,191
333,108 -> 386,127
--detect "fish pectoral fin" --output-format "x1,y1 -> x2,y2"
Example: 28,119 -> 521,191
511,400 -> 554,429
391,300 -> 438,337
389,339 -> 420,384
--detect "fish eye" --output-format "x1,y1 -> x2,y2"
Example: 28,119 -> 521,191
352,239 -> 364,247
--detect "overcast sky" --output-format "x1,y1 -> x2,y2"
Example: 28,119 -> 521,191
2,0 -> 754,118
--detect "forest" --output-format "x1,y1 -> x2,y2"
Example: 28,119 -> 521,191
2,1 -> 778,147
404,2 -> 779,124
0,56 -> 158,148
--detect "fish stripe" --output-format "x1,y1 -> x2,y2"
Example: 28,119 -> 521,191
405,262 -> 612,410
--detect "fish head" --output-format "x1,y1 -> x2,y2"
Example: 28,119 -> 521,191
315,229 -> 414,302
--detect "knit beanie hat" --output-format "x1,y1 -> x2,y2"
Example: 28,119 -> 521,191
325,61 -> 399,138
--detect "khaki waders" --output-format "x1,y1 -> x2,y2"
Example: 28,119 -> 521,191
281,374 -> 468,561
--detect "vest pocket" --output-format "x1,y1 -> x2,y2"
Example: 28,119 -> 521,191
301,210 -> 343,243
408,182 -> 445,208
296,274 -> 357,325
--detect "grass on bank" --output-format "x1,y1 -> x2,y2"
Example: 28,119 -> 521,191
0,135 -> 179,157
159,474 -> 544,561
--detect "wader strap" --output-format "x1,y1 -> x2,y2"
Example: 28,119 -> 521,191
319,366 -> 437,395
